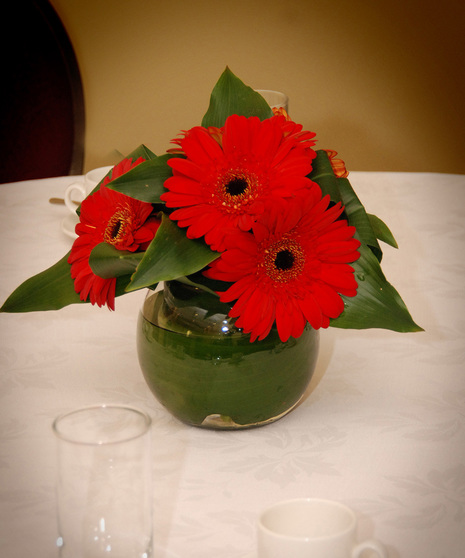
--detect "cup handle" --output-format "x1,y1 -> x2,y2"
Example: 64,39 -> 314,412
352,538 -> 387,558
64,182 -> 86,213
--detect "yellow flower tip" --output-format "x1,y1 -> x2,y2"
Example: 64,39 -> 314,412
166,147 -> 184,155
206,126 -> 224,146
324,149 -> 349,178
272,107 -> 291,121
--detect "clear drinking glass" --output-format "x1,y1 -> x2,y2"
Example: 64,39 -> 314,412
255,89 -> 289,112
52,405 -> 152,558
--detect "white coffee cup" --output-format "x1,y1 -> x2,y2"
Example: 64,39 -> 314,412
64,166 -> 113,213
257,498 -> 387,558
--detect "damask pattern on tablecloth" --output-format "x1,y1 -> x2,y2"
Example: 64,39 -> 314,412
1,173 -> 465,558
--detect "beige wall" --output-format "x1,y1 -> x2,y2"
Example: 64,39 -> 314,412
51,0 -> 465,174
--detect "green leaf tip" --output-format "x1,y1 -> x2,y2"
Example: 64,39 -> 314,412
202,67 -> 273,128
0,253 -> 82,313
330,244 -> 423,332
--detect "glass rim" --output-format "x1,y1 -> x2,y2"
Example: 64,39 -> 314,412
254,89 -> 289,106
52,404 -> 152,446
255,88 -> 288,95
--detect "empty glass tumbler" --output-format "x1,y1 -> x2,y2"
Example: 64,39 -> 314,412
52,405 -> 153,558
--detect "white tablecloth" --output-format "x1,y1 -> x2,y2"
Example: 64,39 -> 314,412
0,172 -> 464,558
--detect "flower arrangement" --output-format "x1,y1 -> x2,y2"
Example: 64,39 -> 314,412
1,68 -> 422,341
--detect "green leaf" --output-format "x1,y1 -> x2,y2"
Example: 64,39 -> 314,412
105,154 -> 174,203
180,271 -> 233,297
309,150 -> 342,200
310,150 -> 384,261
368,213 -> 399,248
115,275 -> 140,297
75,145 -> 160,216
0,253 -> 83,312
331,244 -> 423,332
126,214 -> 219,291
0,251 -> 139,313
202,67 -> 273,128
338,179 -> 384,261
125,144 -> 158,162
89,243 -> 145,279
175,275 -> 220,297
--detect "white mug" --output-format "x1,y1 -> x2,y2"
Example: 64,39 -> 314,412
257,498 -> 387,558
64,166 -> 113,213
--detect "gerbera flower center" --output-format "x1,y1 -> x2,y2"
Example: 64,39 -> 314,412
263,237 -> 305,283
109,219 -> 123,238
215,170 -> 259,212
104,205 -> 134,246
225,177 -> 248,196
274,249 -> 295,271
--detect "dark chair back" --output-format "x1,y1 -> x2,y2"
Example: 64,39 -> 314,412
0,0 -> 85,183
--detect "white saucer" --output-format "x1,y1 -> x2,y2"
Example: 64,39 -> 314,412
61,213 -> 78,239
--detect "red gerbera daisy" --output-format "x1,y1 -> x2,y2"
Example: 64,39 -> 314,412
161,114 -> 318,252
68,157 -> 160,310
205,191 -> 361,342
